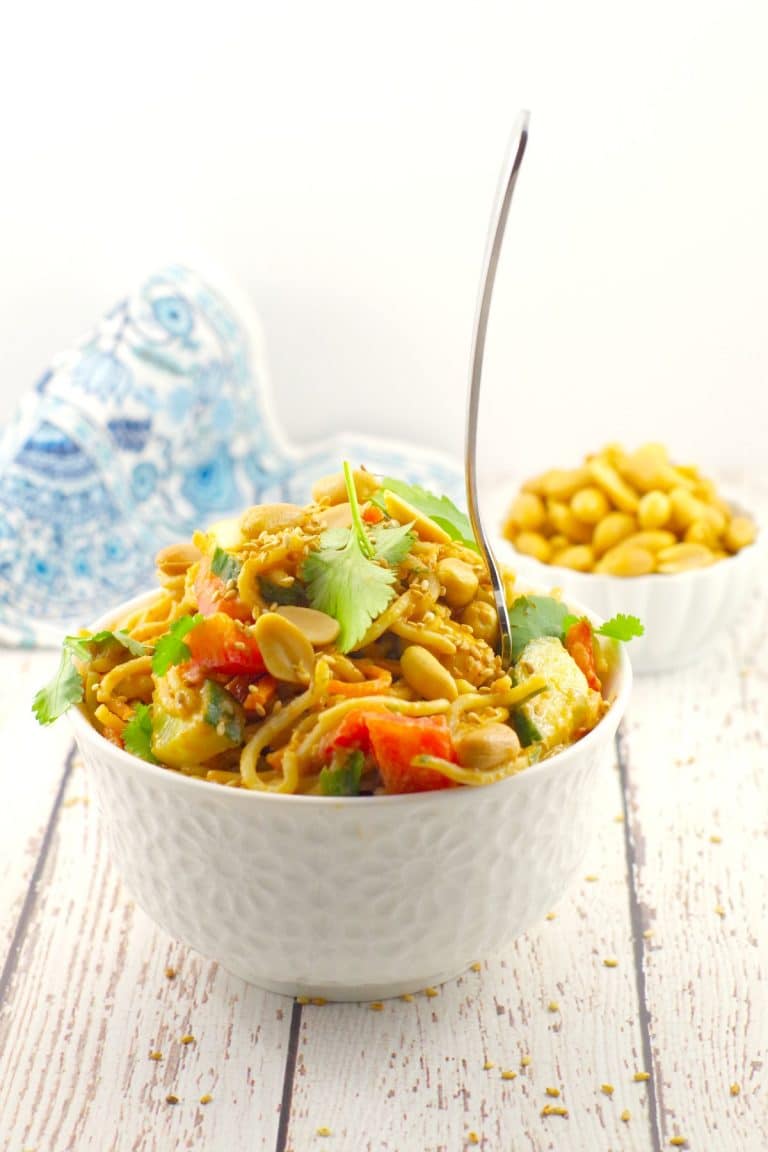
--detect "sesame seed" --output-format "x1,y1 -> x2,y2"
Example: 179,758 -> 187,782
199,1094 -> 213,1105
164,967 -> 177,980
547,1000 -> 559,1013
620,1109 -> 631,1122
149,1050 -> 163,1061
424,987 -> 439,998
601,1084 -> 614,1096
297,996 -> 310,1005
316,1127 -> 332,1137
603,958 -> 618,968
669,1138 -> 688,1148
470,962 -> 482,972
545,1087 -> 560,1098
710,834 -> 722,844
311,997 -> 327,1006
545,912 -> 557,921
614,813 -> 625,823
369,1001 -> 385,1012
730,1082 -> 741,1096
715,904 -> 726,918
633,1071 -> 650,1082
520,1055 -> 532,1067
180,1034 -> 195,1045
483,1060 -> 495,1070
541,1104 -> 568,1118
165,1094 -> 179,1105
467,1134 -> 480,1146
501,1070 -> 517,1081
643,929 -> 654,939
401,994 -> 414,1002
585,874 -> 599,882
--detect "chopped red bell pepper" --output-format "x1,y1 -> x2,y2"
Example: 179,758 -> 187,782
194,557 -> 251,622
185,613 -> 265,677
325,709 -> 457,794
564,619 -> 602,692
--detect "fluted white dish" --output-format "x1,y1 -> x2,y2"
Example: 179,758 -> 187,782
496,533 -> 763,675
69,590 -> 632,1001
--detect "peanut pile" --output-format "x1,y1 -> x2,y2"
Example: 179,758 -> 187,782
503,443 -> 757,576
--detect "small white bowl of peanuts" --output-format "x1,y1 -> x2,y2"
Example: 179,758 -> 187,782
495,443 -> 763,674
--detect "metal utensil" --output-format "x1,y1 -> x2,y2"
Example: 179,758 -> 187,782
465,111 -> 530,670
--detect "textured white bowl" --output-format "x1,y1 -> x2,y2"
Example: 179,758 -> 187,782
70,591 -> 632,1001
496,536 -> 763,675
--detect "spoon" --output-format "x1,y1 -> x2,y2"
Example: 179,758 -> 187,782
465,111 -> 530,671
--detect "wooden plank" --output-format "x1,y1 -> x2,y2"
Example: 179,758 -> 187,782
0,746 -> 293,1151
0,650 -> 72,958
623,571 -> 768,1152
283,752 -> 655,1151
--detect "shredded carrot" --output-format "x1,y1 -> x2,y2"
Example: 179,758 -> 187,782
362,503 -> 384,525
244,676 -> 278,712
328,665 -> 393,697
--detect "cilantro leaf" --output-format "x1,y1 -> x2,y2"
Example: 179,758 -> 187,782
302,530 -> 396,653
210,546 -> 241,583
562,611 -> 644,642
367,521 -> 416,565
32,642 -> 86,725
31,630 -> 149,726
508,595 -> 571,662
379,477 -> 478,552
594,613 -> 644,641
123,703 -> 159,763
319,749 -> 364,796
151,614 -> 203,675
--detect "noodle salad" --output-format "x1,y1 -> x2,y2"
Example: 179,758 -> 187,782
33,464 -> 641,795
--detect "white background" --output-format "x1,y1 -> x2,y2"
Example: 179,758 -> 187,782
1,0 -> 766,486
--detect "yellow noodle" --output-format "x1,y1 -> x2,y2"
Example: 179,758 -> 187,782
93,704 -> 126,734
240,661 -> 331,791
96,656 -> 154,704
411,753 -> 529,786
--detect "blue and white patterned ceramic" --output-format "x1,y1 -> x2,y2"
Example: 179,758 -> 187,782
0,266 -> 464,646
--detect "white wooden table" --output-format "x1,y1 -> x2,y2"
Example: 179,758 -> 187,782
1,482 -> 767,1152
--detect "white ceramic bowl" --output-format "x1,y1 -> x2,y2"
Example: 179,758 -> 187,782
496,536 -> 763,675
69,591 -> 632,1001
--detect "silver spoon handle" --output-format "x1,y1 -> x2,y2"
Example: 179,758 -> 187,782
465,111 -> 530,670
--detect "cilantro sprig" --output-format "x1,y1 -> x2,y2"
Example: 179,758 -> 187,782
32,630 -> 148,726
122,703 -> 158,763
509,595 -> 643,661
377,477 -> 479,552
302,461 -> 416,653
151,614 -> 203,676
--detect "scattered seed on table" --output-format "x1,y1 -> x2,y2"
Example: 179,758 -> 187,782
311,997 -> 327,1006
545,912 -> 557,921
633,1072 -> 650,1082
643,929 -> 654,940
669,1138 -> 688,1148
316,1127 -> 332,1137
165,1094 -> 179,1105
470,962 -> 482,972
501,1070 -> 517,1081
401,993 -> 414,1002
369,1002 -> 385,1012
603,958 -> 618,968
585,874 -> 599,882
601,1083 -> 614,1096
297,996 -> 310,1005
545,1087 -> 560,1098
710,834 -> 722,844
715,905 -> 726,918
199,1094 -> 213,1105
520,1055 -> 532,1068
424,987 -> 439,998
547,1000 -> 560,1013
620,1109 -> 631,1122
467,1133 -> 480,1146
730,1082 -> 741,1096
614,812 -> 625,823
541,1104 -> 568,1118
149,1050 -> 163,1062
483,1060 -> 495,1071
164,967 -> 177,980
180,1034 -> 195,1045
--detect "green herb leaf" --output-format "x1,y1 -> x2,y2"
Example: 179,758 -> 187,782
123,703 -> 159,763
151,614 -> 204,675
562,611 -> 644,642
319,749 -> 364,796
210,546 -> 241,583
594,613 -> 644,641
379,477 -> 478,552
31,630 -> 149,726
367,521 -> 416,565
302,530 -> 396,653
508,595 -> 572,662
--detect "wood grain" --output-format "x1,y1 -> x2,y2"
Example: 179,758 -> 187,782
283,754 -> 655,1152
0,745 -> 293,1151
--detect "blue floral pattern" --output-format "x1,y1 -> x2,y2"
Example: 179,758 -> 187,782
0,266 -> 464,646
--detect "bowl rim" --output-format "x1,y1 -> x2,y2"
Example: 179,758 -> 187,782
69,588 -> 633,809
